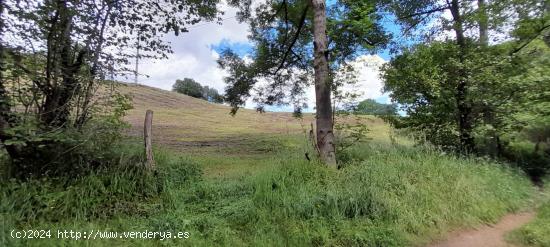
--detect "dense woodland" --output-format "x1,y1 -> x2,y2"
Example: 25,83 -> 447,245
0,0 -> 549,246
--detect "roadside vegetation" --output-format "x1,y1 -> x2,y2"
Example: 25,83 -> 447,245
1,134 -> 535,246
508,181 -> 550,247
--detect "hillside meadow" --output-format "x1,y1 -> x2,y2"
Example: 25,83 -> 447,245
1,84 -> 541,246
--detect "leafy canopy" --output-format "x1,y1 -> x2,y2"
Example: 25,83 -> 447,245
219,0 -> 390,114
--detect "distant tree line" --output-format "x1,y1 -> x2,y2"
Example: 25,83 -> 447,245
354,99 -> 398,116
172,78 -> 224,103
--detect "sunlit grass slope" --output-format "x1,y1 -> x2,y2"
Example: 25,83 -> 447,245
118,83 -> 390,177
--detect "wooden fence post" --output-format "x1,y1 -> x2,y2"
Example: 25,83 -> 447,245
144,110 -> 155,170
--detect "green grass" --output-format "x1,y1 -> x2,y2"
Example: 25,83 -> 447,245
116,83 -> 398,179
1,141 -> 535,246
0,84 -> 538,246
508,181 -> 550,247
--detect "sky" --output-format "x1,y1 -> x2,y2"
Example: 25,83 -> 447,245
131,3 -> 401,112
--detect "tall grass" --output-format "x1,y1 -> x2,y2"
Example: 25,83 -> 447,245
0,143 -> 202,246
241,143 -> 534,246
1,142 -> 535,246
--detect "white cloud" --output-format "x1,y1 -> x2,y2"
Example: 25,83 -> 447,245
346,55 -> 388,100
259,55 -> 389,112
126,3 -> 389,112
303,55 -> 389,111
129,4 -> 249,92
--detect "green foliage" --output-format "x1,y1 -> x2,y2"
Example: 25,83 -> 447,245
512,203 -> 550,247
172,78 -> 224,103
355,99 -> 398,116
1,89 -> 133,178
181,143 -> 532,246
0,144 -> 201,224
334,118 -> 370,165
0,0 -> 222,180
173,78 -> 203,98
382,35 -> 550,178
382,41 -> 462,149
202,85 -> 225,103
217,49 -> 258,114
3,0 -> 221,70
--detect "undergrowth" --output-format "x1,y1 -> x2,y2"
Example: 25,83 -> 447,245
0,142 -> 535,246
508,179 -> 550,247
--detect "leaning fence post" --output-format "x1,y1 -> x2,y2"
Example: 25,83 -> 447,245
144,110 -> 155,170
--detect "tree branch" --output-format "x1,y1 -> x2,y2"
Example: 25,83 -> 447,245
274,5 -> 309,75
510,23 -> 550,55
398,6 -> 449,20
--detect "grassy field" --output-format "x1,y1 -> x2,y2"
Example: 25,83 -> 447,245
118,83 -> 393,177
0,83 -> 539,246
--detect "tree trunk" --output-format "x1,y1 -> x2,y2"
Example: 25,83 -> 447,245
544,0 -> 550,46
310,0 -> 336,167
41,0 -> 78,128
450,0 -> 475,153
144,110 -> 155,170
477,0 -> 488,46
496,135 -> 504,155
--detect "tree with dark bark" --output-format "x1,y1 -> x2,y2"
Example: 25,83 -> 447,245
381,0 -> 549,153
310,0 -> 336,166
382,0 -> 550,178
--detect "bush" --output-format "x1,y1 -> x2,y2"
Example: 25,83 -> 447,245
2,90 -> 133,179
502,141 -> 550,182
355,99 -> 398,116
173,78 -> 204,98
0,144 -> 202,224
172,78 -> 224,103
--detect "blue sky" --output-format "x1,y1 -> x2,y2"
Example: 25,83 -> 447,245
211,39 -> 253,58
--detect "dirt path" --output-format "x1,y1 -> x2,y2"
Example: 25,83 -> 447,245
429,212 -> 535,247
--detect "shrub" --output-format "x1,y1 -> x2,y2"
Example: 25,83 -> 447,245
2,91 -> 133,179
0,145 -> 202,224
172,78 -> 224,103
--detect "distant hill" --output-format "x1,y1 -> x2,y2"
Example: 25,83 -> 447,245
117,83 -> 312,152
115,82 -> 387,154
